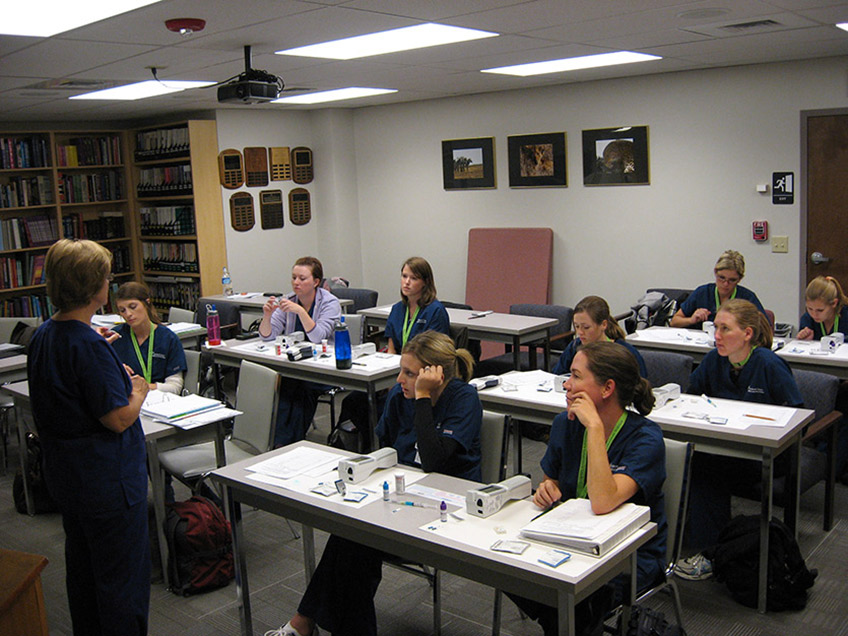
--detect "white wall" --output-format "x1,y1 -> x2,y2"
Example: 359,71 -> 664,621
352,56 -> 848,324
217,57 -> 848,325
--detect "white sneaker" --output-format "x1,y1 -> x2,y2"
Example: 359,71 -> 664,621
264,622 -> 303,636
674,553 -> 713,580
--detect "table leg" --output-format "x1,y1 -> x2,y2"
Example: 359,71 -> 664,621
15,405 -> 35,516
620,551 -> 638,628
146,439 -> 170,588
302,525 -> 316,579
214,420 -> 227,466
556,588 -> 576,636
513,417 -> 523,475
227,487 -> 253,636
542,329 -> 552,372
365,385 -> 378,452
758,450 -> 774,613
512,336 -> 522,371
213,359 -> 223,401
783,438 -> 801,537
825,423 -> 838,531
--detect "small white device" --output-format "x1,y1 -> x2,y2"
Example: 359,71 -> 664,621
469,375 -> 500,391
285,342 -> 313,361
280,331 -> 305,347
553,374 -> 570,393
352,342 -> 377,358
653,383 -> 681,408
821,333 -> 844,353
338,447 -> 398,483
466,475 -> 532,518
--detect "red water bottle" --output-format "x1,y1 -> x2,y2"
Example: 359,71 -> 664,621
206,303 -> 221,346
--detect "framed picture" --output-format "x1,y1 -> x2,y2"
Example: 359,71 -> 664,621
582,126 -> 649,186
442,137 -> 496,190
507,132 -> 566,187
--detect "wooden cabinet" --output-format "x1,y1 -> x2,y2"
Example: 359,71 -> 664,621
0,549 -> 49,636
131,121 -> 226,314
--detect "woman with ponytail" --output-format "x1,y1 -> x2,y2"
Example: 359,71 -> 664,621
510,341 -> 667,636
275,331 -> 481,636
676,299 -> 802,581
798,275 -> 848,340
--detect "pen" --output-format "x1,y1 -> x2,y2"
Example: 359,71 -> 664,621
701,394 -> 718,408
352,361 -> 367,366
530,501 -> 560,521
743,413 -> 776,421
391,500 -> 437,509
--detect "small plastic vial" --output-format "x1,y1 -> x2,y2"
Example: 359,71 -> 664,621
321,338 -> 328,354
440,500 -> 447,523
394,473 -> 405,495
382,481 -> 390,501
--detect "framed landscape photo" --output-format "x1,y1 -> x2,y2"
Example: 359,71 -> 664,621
507,132 -> 566,188
442,137 -> 496,190
582,126 -> 649,186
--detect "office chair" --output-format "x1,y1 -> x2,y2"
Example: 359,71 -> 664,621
639,350 -> 694,392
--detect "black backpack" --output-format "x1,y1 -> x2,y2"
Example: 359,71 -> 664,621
12,431 -> 57,515
164,495 -> 235,596
624,292 -> 677,334
626,605 -> 685,636
707,514 -> 817,611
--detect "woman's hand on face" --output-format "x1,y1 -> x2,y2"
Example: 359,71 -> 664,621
533,479 -> 561,509
566,390 -> 602,429
415,364 -> 444,399
797,327 -> 814,340
691,308 -> 711,324
262,296 -> 279,318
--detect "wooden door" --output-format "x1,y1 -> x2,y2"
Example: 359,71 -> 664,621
805,113 -> 848,288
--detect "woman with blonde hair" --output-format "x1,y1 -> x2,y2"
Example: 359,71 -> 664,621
797,275 -> 848,340
670,249 -> 766,329
552,295 -> 647,377
274,331 -> 481,636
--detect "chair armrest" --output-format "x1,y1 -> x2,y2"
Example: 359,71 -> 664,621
551,329 -> 575,344
614,311 -> 630,322
803,410 -> 843,441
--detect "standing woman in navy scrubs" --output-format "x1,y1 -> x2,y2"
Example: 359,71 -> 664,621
384,256 -> 450,353
112,281 -> 187,393
28,239 -> 150,636
259,256 -> 341,447
670,249 -> 766,329
797,275 -> 848,340
552,295 -> 647,377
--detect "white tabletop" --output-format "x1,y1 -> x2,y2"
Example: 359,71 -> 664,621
775,339 -> 848,379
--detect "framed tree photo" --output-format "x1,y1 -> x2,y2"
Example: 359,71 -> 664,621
442,137 -> 496,190
507,132 -> 566,187
582,126 -> 649,186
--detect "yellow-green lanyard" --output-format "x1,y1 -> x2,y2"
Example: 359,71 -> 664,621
820,314 -> 840,338
402,306 -> 420,348
576,412 -> 627,499
130,324 -> 155,384
714,285 -> 737,311
731,344 -> 757,369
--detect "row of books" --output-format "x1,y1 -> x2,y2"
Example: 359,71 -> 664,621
0,293 -> 53,318
0,175 -> 54,208
58,170 -> 125,204
0,252 -> 47,289
146,279 -> 200,312
56,135 -> 122,167
63,212 -> 126,241
1,136 -> 50,170
134,126 -> 190,162
108,244 -> 132,275
0,215 -> 58,251
137,165 -> 193,197
142,241 -> 199,272
140,205 -> 196,235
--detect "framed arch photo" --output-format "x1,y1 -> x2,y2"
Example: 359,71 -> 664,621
442,137 -> 496,190
582,126 -> 649,186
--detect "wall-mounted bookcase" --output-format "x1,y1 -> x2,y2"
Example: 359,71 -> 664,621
0,130 -> 138,317
131,120 -> 226,314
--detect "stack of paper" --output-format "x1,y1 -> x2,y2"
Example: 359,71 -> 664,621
520,499 -> 649,556
141,393 -> 224,423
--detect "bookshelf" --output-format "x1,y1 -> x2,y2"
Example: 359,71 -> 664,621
0,130 -> 138,317
131,120 -> 226,314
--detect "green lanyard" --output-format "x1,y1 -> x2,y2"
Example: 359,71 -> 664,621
820,314 -> 840,338
714,285 -> 737,311
731,344 -> 756,368
402,306 -> 420,347
576,412 -> 627,499
130,323 -> 155,384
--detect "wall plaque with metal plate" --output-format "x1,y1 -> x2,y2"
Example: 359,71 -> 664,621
259,189 -> 284,229
229,192 -> 255,231
288,187 -> 311,225
269,146 -> 292,181
244,146 -> 269,187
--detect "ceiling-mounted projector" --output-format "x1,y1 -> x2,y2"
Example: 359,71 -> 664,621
217,45 -> 282,104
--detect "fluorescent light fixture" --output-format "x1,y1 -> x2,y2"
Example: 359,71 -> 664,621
2,1 -> 163,37
276,23 -> 498,60
482,51 -> 661,77
273,87 -> 397,105
70,80 -> 214,101
837,22 -> 848,32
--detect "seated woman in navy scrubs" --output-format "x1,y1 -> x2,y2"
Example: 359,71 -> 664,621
28,239 -> 151,635
676,299 -> 802,581
259,256 -> 341,447
511,341 -> 667,636
797,275 -> 848,341
276,331 -> 481,636
385,256 -> 450,353
670,249 -> 766,330
552,295 -> 647,378
111,281 -> 187,393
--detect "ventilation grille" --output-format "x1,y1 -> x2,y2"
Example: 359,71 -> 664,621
681,13 -> 815,38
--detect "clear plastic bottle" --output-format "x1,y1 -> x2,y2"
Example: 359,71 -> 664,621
222,267 -> 233,296
334,316 -> 352,369
206,303 -> 221,346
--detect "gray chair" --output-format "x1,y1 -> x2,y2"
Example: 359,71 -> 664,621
390,410 -> 510,636
317,314 -> 364,433
0,317 -> 39,470
0,316 -> 40,343
159,360 -> 279,484
477,303 -> 574,375
168,306 -> 195,323
640,350 -> 694,391
331,287 -> 378,313
742,369 -> 842,531
182,349 -> 201,396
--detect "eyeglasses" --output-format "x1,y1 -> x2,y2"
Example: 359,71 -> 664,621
107,273 -> 115,282
715,274 -> 740,285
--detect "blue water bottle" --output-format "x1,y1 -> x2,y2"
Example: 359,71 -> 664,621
334,316 -> 352,369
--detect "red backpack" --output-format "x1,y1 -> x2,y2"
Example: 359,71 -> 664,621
165,495 -> 235,596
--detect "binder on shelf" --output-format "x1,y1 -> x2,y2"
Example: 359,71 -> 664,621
520,498 -> 650,556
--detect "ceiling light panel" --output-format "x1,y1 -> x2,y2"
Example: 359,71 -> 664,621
70,80 -> 213,101
482,51 -> 661,76
273,87 -> 397,104
276,23 -> 498,60
2,1 -> 163,37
